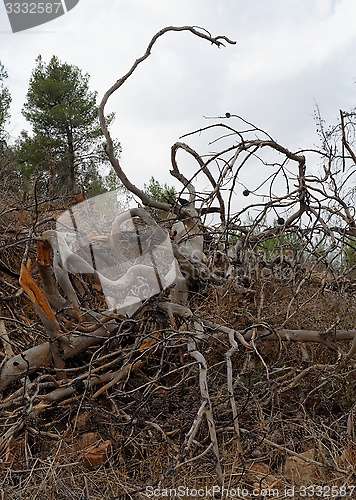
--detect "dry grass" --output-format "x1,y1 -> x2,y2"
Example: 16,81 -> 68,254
1,202 -> 356,499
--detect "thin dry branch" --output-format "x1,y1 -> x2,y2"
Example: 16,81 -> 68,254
98,26 -> 236,211
1,24 -> 355,493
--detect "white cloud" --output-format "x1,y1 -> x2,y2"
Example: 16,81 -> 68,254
228,0 -> 356,84
1,0 -> 355,189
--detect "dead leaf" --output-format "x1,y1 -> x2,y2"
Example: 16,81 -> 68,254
284,449 -> 326,484
249,462 -> 270,475
140,332 -> 160,351
82,440 -> 111,468
71,412 -> 91,431
74,432 -> 99,450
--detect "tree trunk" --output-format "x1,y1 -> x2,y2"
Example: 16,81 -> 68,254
65,123 -> 75,192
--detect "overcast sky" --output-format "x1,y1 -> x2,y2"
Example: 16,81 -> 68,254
1,0 -> 355,193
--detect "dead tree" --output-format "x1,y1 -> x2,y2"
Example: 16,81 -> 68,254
0,26 -> 355,486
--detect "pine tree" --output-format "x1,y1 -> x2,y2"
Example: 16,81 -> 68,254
0,62 -> 11,142
16,55 -> 120,195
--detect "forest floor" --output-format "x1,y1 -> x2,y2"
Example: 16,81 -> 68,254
0,201 -> 356,500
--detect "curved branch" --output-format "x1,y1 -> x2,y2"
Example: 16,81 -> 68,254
98,26 -> 236,211
171,141 -> 226,221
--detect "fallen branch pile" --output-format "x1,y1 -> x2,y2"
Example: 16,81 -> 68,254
0,25 -> 356,497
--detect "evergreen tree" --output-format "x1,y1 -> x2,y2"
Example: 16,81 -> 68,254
144,176 -> 176,204
16,55 -> 120,195
0,62 -> 11,142
143,176 -> 176,219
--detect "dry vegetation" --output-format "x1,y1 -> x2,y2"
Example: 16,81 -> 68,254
1,26 -> 356,499
0,207 -> 355,499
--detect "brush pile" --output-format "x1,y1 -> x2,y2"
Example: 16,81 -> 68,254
1,25 -> 355,499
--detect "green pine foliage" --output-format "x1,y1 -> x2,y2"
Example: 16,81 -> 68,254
143,176 -> 175,219
342,236 -> 356,271
0,62 -> 11,141
15,55 -> 120,196
144,176 -> 176,204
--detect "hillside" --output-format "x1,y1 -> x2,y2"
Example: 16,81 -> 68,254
0,194 -> 355,499
1,25 -> 356,500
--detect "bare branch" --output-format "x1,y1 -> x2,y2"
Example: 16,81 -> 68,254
98,26 -> 236,211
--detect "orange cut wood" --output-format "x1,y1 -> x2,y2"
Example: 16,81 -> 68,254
37,240 -> 52,266
19,260 -> 56,322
